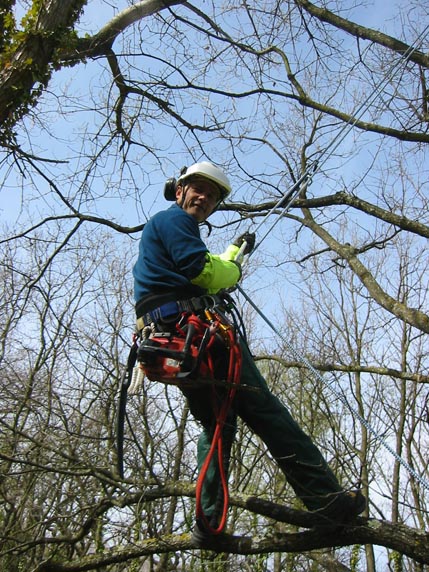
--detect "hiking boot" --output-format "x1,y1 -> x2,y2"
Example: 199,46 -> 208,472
191,518 -> 212,547
190,516 -> 227,548
311,490 -> 366,526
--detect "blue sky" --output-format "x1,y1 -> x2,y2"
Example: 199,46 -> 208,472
2,0 -> 427,313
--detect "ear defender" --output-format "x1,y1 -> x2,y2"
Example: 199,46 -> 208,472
164,166 -> 188,201
163,177 -> 177,201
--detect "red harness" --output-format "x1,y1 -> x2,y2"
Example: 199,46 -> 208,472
136,308 -> 242,533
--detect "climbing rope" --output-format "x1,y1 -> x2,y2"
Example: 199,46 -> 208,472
194,309 -> 242,534
233,21 -> 429,493
237,284 -> 429,493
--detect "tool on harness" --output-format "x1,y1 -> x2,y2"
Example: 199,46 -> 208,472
136,316 -> 215,385
135,295 -> 235,386
138,315 -> 232,384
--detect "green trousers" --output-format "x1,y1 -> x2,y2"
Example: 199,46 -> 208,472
181,340 -> 343,518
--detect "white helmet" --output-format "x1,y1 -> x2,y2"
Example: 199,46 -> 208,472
177,161 -> 231,201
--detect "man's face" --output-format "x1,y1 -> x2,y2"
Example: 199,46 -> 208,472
176,177 -> 220,222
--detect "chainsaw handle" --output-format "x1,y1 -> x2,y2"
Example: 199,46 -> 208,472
234,240 -> 248,264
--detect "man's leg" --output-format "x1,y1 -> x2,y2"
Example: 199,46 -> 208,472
181,385 -> 236,519
234,341 -> 363,514
196,411 -> 236,519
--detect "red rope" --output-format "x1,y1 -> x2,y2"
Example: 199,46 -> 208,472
194,321 -> 242,535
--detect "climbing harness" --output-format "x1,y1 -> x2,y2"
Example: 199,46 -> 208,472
117,294 -> 244,524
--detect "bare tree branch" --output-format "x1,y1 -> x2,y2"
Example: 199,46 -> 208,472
295,0 -> 429,69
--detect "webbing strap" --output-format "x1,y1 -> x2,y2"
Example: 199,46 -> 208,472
136,294 -> 226,330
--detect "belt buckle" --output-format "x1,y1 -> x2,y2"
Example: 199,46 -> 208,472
156,301 -> 181,325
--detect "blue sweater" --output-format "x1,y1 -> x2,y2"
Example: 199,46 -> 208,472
133,204 -> 208,303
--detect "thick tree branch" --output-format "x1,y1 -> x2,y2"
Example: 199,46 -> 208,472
0,1 -> 185,133
65,0 -> 186,58
301,191 -> 429,239
254,354 -> 429,385
226,191 -> 429,240
0,0 -> 86,130
295,0 -> 429,69
299,212 -> 429,333
35,497 -> 429,571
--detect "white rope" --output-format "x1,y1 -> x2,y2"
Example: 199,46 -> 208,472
246,21 -> 429,250
237,285 -> 429,492
238,23 -> 429,491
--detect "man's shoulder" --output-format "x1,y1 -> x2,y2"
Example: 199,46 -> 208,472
153,204 -> 197,227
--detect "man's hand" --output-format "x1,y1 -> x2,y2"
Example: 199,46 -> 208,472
233,231 -> 256,255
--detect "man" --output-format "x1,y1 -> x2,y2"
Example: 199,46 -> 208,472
132,161 -> 366,546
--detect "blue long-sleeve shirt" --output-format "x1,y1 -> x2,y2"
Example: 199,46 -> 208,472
133,204 -> 207,303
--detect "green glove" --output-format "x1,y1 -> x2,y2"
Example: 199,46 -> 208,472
191,253 -> 241,293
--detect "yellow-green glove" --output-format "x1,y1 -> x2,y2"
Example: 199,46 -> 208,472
191,252 -> 241,293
